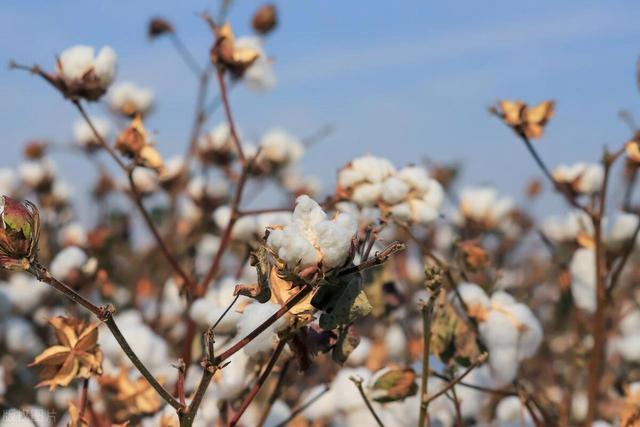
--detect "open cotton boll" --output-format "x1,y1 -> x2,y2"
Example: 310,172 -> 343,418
571,391 -> 588,422
315,213 -> 357,269
253,400 -> 291,427
108,81 -> 154,116
58,222 -> 88,247
459,186 -> 513,226
620,308 -> 640,337
352,182 -> 383,206
384,323 -> 408,360
50,246 -> 87,280
93,46 -> 117,86
456,282 -> 491,312
382,176 -> 410,204
213,205 -> 258,241
5,316 -> 43,355
235,302 -> 287,357
211,350 -> 251,400
2,273 -> 49,313
569,248 -> 596,314
508,304 -> 543,360
346,336 -> 372,366
332,367 -> 372,411
617,333 -> 640,361
19,159 -> 55,188
190,277 -> 244,333
495,396 -> 534,426
454,364 -> 492,419
73,116 -> 111,149
143,278 -> 185,326
606,213 -> 640,249
235,37 -> 276,91
553,162 -> 604,194
481,311 -> 520,384
0,168 -> 17,196
186,176 -> 229,202
259,128 -> 304,166
58,45 -> 95,81
130,167 -> 159,194
195,234 -> 221,275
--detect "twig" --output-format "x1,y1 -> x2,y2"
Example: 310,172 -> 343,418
423,353 -> 488,406
216,68 -> 245,163
349,375 -> 385,427
176,359 -> 186,407
169,33 -> 202,77
256,358 -> 292,427
418,286 -> 441,426
337,241 -> 405,277
229,339 -> 287,427
78,378 -> 90,422
28,262 -> 183,411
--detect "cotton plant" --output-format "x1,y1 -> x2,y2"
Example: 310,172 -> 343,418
456,283 -> 543,385
73,116 -> 112,151
552,162 -> 604,195
254,127 -> 305,175
108,81 -> 155,117
197,122 -> 243,166
457,186 -> 515,230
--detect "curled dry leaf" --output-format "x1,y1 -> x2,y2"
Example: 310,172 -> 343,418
115,114 -> 163,172
369,366 -> 418,403
30,316 -> 103,390
492,99 -> 555,139
98,367 -> 164,422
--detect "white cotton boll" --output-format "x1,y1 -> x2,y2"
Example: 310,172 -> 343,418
0,168 -> 17,196
346,336 -> 372,366
460,187 -> 497,220
571,391 -> 588,421
495,396 -> 533,426
108,82 -> 154,115
352,155 -> 396,184
235,37 -> 276,91
93,46 -> 117,86
292,194 -> 325,229
389,202 -> 412,222
481,310 -> 520,384
19,159 -> 54,188
592,422 -> 612,427
338,167 -> 366,189
398,166 -> 431,193
332,367 -> 372,411
620,309 -> 640,336
382,176 -> 410,204
260,128 -> 304,165
384,323 -> 408,360
410,198 -> 440,224
52,387 -> 76,409
491,291 -> 517,307
211,350 -> 251,400
5,316 -> 43,355
3,273 -> 49,314
145,278 -> 184,326
267,228 -> 320,269
314,217 -> 356,269
508,304 -> 543,359
606,213 -> 640,249
257,212 -> 291,231
73,116 -> 111,148
576,164 -> 604,194
456,282 -> 491,311
455,364 -> 492,419
492,197 -> 515,223
50,246 -> 87,280
260,400 -> 291,427
570,248 -> 596,314
352,182 -> 383,206
58,45 -> 95,81
300,385 -> 336,420
213,205 -> 232,230
213,206 -> 258,241
59,222 -> 88,247
131,167 -> 159,194
617,333 -> 640,361
236,302 -> 286,357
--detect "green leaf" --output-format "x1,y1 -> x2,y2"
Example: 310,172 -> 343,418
332,326 -> 360,365
317,276 -> 372,330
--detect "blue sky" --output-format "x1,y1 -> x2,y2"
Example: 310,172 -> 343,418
2,0 -> 640,214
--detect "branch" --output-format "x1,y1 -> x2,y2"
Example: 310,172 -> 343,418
229,339 -> 287,427
423,353 -> 488,406
28,263 -> 183,411
256,358 -> 292,427
418,285 -> 441,426
216,68 -> 245,163
349,375 -> 385,427
273,385 -> 330,427
169,33 -> 202,77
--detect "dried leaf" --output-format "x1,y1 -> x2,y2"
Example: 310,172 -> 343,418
314,275 -> 373,330
332,325 -> 360,365
369,367 -> 418,403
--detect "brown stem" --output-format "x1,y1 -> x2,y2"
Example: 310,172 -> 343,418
229,339 -> 287,427
78,377 -> 90,422
126,170 -> 196,291
423,353 -> 488,406
176,359 -> 187,407
169,33 -> 202,77
30,263 -> 183,411
350,376 -> 385,427
418,289 -> 440,426
216,68 -> 245,163
428,370 -> 515,396
337,241 -> 405,277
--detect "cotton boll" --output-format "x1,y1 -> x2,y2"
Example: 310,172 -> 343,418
19,159 -> 55,189
352,182 -> 383,206
58,222 -> 88,248
569,248 -> 596,314
352,155 -> 396,184
73,116 -> 111,149
382,176 -> 410,204
576,164 -> 604,194
509,304 -> 543,360
211,350 -> 251,400
481,310 -> 520,384
213,206 -> 258,241
256,211 -> 291,231
459,186 -> 513,226
456,282 -> 491,312
260,128 -> 304,165
398,166 -> 431,193
268,227 -> 320,269
455,364 -> 492,419
130,167 -> 159,194
300,385 -> 336,420
195,234 -> 221,276
58,45 -> 95,81
314,216 -> 356,269
346,336 -> 372,366
389,202 -> 412,222
606,213 -> 640,249
108,81 -> 154,116
620,309 -> 640,337
571,391 -> 588,422
260,400 -> 291,427
5,316 -> 43,355
617,333 -> 640,361
495,396 -> 533,426
292,194 -> 326,230
236,302 -> 287,357
93,46 -> 117,86
0,168 -> 16,196
410,198 -> 440,224
384,323 -> 408,360
235,37 -> 276,91
2,273 -> 49,314
50,246 -> 88,280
